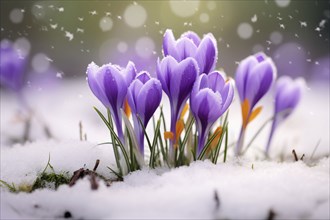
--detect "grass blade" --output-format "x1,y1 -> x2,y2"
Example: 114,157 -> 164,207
137,115 -> 153,153
94,107 -> 131,173
122,110 -> 145,168
212,123 -> 228,164
223,126 -> 229,163
198,112 -> 229,160
178,117 -> 195,164
107,166 -> 123,181
149,118 -> 162,168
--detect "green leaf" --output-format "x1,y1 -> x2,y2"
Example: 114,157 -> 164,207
198,111 -> 229,160
178,117 -> 195,165
137,115 -> 153,153
94,107 -> 131,173
0,179 -> 17,193
159,106 -> 168,155
212,112 -> 229,163
149,118 -> 162,168
121,110 -> 144,168
107,166 -> 123,181
223,126 -> 229,163
107,108 -> 123,175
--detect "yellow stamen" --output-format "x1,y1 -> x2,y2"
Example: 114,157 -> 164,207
180,103 -> 189,119
248,106 -> 263,123
124,98 -> 131,118
241,99 -> 250,128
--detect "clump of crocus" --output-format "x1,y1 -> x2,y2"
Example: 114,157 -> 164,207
87,61 -> 136,143
163,29 -> 217,74
235,52 -> 277,155
0,40 -> 26,92
266,76 -> 304,155
190,71 -> 234,157
156,56 -> 199,159
127,71 -> 162,156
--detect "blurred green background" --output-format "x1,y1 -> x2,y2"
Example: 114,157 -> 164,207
1,0 -> 329,83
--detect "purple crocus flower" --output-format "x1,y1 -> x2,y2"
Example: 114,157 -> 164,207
157,56 -> 199,156
0,40 -> 26,91
87,61 -> 136,142
163,29 -> 217,74
127,71 -> 162,156
266,76 -> 304,155
190,71 -> 234,156
235,52 -> 277,155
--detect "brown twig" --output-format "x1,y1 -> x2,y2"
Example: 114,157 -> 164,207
214,190 -> 220,211
93,159 -> 100,172
292,149 -> 298,162
79,121 -> 83,141
300,154 -> 305,161
266,209 -> 276,220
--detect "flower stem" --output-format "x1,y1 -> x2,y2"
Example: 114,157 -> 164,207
133,116 -> 144,157
265,116 -> 277,156
235,126 -> 246,156
169,107 -> 177,165
113,110 -> 124,144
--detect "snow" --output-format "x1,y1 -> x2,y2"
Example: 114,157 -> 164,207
1,79 -> 329,219
1,156 -> 329,219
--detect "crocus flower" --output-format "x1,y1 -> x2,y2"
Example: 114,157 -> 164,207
127,71 -> 162,156
235,52 -> 277,155
190,71 -> 234,156
266,76 -> 304,155
157,56 -> 199,156
163,29 -> 217,74
87,61 -> 136,142
0,40 -> 26,91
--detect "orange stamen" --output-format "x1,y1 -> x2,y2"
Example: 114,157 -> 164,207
164,119 -> 185,149
248,106 -> 263,123
175,119 -> 185,143
241,99 -> 250,128
124,98 -> 131,118
164,131 -> 174,140
209,126 -> 223,151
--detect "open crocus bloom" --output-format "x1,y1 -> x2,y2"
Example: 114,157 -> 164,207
190,71 -> 234,156
266,76 -> 304,154
235,52 -> 276,110
162,29 -> 217,74
0,40 -> 26,91
87,61 -> 137,142
235,52 -> 277,155
127,71 -> 162,156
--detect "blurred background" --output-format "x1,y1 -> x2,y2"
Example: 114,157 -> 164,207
1,0 -> 329,84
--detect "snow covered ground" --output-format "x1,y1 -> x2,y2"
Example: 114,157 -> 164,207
0,79 -> 329,219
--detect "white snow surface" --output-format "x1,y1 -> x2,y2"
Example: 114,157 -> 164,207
1,79 -> 329,219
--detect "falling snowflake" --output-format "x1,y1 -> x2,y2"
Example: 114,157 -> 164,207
319,19 -> 326,28
251,14 -> 257,23
50,23 -> 58,29
77,28 -> 84,33
299,21 -> 307,27
56,72 -> 64,78
89,10 -> 97,16
65,31 -> 74,41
